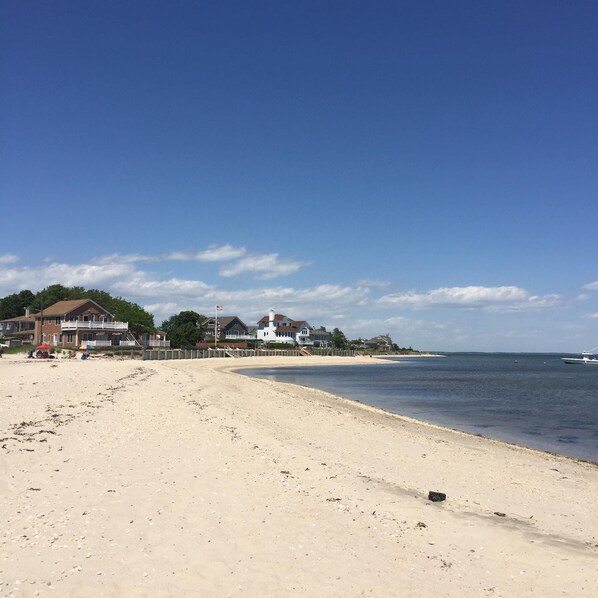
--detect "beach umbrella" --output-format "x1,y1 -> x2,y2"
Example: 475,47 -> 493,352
79,344 -> 94,350
36,344 -> 51,350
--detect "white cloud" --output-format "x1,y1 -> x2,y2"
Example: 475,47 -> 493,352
44,262 -> 135,287
92,253 -> 154,265
379,285 -> 528,308
113,276 -> 213,298
192,245 -> 247,262
0,253 -> 19,265
219,253 -> 311,280
0,261 -> 136,295
590,313 -> 598,319
583,281 -> 598,291
355,278 -> 391,288
378,285 -> 561,312
93,245 -> 248,265
87,246 -> 308,280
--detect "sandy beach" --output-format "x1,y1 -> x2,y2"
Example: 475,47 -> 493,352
1,354 -> 597,597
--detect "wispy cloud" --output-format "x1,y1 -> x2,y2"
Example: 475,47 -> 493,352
378,285 -> 560,311
355,278 -> 391,288
0,253 -> 19,265
379,286 -> 527,307
93,245 -> 248,265
192,245 -> 247,262
583,281 -> 598,291
219,253 -> 311,280
89,246 -> 305,280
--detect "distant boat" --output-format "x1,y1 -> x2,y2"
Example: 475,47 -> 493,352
562,349 -> 598,365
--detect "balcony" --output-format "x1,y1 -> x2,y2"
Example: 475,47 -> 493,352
224,333 -> 255,341
147,340 -> 171,347
78,339 -> 139,348
61,320 -> 129,331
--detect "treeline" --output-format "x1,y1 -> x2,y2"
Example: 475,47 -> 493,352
0,284 -> 154,336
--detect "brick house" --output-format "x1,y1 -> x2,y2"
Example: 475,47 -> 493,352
35,299 -> 134,348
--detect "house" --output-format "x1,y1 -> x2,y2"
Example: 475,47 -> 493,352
138,331 -> 170,348
203,316 -> 255,342
0,309 -> 36,344
257,309 -> 331,347
364,334 -> 394,351
34,299 -> 137,348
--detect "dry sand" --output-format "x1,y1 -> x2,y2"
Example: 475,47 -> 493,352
1,354 -> 597,597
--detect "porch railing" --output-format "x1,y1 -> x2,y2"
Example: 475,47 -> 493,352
61,321 -> 129,331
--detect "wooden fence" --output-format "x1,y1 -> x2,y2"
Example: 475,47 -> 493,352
141,347 -> 356,361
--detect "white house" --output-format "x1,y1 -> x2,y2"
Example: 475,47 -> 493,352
256,309 -> 330,347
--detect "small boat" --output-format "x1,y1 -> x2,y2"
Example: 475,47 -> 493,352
562,349 -> 598,365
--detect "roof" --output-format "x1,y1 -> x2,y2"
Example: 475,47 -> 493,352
206,316 -> 248,329
366,334 -> 393,345
258,313 -> 292,324
0,314 -> 36,323
36,299 -> 112,318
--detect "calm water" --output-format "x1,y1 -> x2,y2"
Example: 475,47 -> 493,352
241,353 -> 598,463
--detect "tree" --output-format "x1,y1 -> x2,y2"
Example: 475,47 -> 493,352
330,327 -> 348,349
85,289 -> 117,312
160,311 -> 206,348
31,284 -> 85,309
111,298 -> 155,336
0,290 -> 35,320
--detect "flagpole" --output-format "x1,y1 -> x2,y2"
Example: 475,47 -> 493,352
215,305 -> 218,349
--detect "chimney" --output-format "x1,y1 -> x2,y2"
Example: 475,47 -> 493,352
25,307 -> 30,317
269,309 -> 275,328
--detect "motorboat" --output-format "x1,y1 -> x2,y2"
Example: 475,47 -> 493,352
561,349 -> 598,365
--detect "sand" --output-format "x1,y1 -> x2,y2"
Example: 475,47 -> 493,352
1,354 -> 597,597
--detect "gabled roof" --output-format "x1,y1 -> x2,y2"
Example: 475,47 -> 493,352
36,299 -> 113,318
0,314 -> 36,323
206,315 -> 248,329
258,313 -> 294,324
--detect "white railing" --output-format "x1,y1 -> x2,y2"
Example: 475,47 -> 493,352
148,340 -> 170,347
224,334 -> 256,340
61,321 -> 129,331
119,340 -> 137,347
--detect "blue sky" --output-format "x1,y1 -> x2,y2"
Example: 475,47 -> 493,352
1,1 -> 597,352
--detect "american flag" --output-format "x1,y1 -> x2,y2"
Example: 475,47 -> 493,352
216,305 -> 223,311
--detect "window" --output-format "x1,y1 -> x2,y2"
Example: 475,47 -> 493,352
55,317 -> 61,325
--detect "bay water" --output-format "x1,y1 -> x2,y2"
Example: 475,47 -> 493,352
240,353 -> 598,463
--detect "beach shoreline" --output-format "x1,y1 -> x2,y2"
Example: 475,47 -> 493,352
2,355 -> 597,596
230,355 -> 598,466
